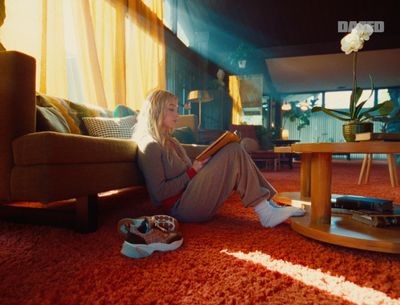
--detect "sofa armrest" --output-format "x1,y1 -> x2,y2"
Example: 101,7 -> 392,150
0,51 -> 36,201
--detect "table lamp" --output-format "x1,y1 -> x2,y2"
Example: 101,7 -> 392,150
281,129 -> 289,140
187,90 -> 213,129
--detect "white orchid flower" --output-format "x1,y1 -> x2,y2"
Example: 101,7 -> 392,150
352,23 -> 374,41
341,32 -> 364,54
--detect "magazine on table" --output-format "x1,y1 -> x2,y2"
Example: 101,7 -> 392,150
351,208 -> 400,227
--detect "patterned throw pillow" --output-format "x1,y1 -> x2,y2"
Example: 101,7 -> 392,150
82,115 -> 137,139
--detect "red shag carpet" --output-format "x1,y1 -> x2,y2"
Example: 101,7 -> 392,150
1,160 -> 400,305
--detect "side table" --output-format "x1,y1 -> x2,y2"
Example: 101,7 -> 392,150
272,139 -> 300,168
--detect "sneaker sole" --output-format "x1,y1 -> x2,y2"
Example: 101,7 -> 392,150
121,238 -> 184,259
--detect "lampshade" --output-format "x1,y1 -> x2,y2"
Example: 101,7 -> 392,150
299,101 -> 310,112
281,101 -> 291,111
281,129 -> 289,140
187,90 -> 213,103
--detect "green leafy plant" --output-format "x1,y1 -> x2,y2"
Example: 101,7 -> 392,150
254,125 -> 279,149
283,98 -> 318,132
312,23 -> 393,122
373,88 -> 400,132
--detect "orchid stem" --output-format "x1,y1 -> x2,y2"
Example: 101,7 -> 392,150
352,52 -> 357,102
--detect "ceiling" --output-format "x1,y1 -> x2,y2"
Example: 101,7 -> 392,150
266,48 -> 400,94
179,0 -> 400,94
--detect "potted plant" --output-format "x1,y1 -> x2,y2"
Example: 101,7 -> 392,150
311,23 -> 393,142
283,98 -> 318,137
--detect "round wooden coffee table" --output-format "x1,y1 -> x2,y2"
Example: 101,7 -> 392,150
274,142 -> 400,254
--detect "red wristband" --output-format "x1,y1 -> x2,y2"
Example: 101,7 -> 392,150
186,167 -> 197,179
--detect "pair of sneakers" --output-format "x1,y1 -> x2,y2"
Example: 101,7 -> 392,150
117,215 -> 183,258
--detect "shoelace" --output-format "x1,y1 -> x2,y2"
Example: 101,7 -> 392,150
125,218 -> 173,234
154,222 -> 168,232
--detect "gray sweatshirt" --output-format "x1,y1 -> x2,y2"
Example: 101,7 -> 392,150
136,136 -> 193,207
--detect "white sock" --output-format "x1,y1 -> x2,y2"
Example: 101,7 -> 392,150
253,199 -> 305,228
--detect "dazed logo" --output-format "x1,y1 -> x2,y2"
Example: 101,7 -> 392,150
338,21 -> 384,33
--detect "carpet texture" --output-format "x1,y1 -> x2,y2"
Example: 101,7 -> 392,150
1,160 -> 400,305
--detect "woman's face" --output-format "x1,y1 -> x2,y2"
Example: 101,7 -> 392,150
162,97 -> 179,130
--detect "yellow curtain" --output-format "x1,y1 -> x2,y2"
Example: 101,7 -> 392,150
229,75 -> 243,124
0,0 -> 165,110
126,0 -> 166,111
40,0 -> 68,98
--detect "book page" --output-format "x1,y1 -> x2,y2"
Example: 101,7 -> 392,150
196,131 -> 240,161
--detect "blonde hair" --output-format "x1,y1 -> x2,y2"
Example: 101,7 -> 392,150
132,89 -> 178,160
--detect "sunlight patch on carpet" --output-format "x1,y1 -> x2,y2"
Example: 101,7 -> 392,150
221,250 -> 400,305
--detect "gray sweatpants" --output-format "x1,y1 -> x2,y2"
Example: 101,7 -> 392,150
170,142 -> 277,222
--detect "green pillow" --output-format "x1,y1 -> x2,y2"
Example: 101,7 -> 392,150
173,127 -> 196,144
113,105 -> 136,118
36,105 -> 71,133
36,94 -> 81,134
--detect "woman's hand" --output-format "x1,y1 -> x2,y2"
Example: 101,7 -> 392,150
191,157 -> 210,172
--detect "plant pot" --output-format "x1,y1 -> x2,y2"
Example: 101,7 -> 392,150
342,122 -> 373,142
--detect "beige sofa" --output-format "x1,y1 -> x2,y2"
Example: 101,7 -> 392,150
0,51 -> 203,232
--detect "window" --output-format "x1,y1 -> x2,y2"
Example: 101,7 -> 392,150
325,90 -> 374,109
177,20 -> 190,47
283,93 -> 322,110
163,0 -> 190,46
377,89 -> 391,103
163,0 -> 173,30
241,107 -> 262,125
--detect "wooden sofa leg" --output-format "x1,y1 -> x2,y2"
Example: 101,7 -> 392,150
75,195 -> 98,233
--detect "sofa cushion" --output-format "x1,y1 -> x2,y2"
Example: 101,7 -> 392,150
36,105 -> 71,133
82,115 -> 137,139
173,126 -> 196,144
13,132 -> 138,165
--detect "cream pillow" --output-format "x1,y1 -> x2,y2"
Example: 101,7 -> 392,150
82,115 -> 137,139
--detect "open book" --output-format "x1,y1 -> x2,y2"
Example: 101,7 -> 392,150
196,131 -> 241,161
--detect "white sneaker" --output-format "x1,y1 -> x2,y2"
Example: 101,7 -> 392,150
118,216 -> 183,259
254,200 -> 305,228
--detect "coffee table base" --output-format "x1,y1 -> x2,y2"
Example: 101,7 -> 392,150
274,192 -> 400,254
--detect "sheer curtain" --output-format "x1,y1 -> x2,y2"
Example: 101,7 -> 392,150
229,75 -> 243,124
0,0 -> 165,110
